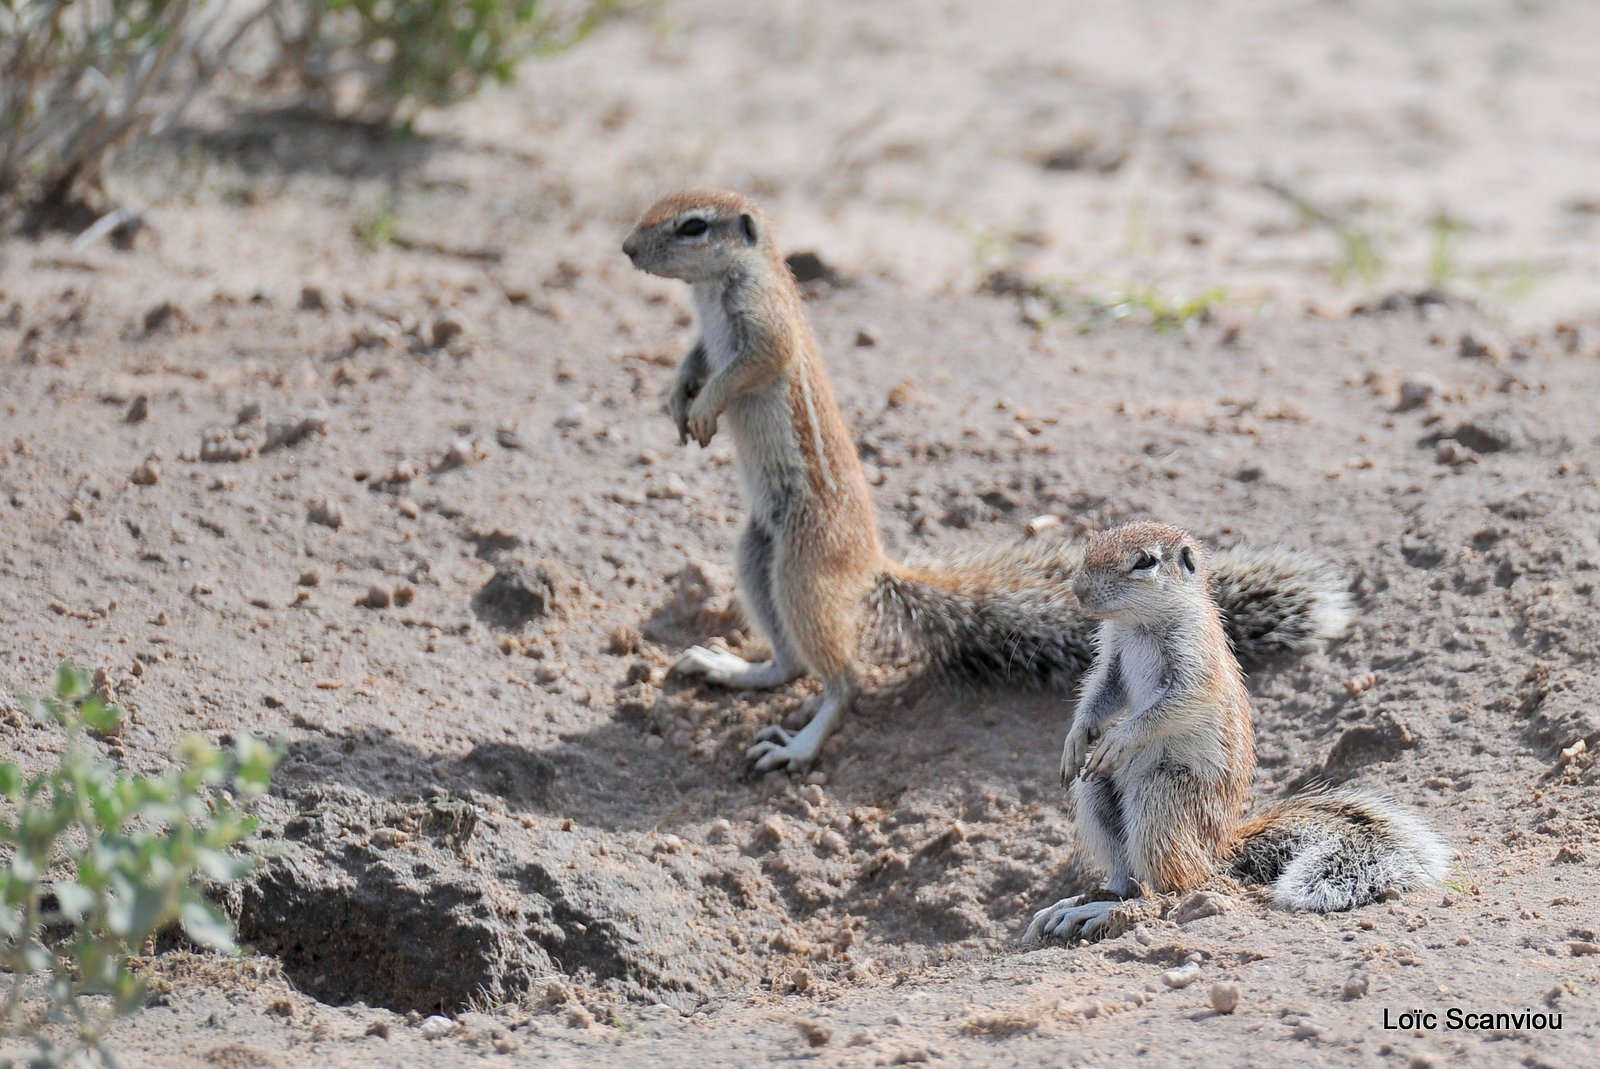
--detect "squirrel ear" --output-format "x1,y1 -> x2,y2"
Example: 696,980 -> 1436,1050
739,213 -> 760,246
1179,546 -> 1196,574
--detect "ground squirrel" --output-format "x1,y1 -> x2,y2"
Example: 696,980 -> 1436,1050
1025,521 -> 1447,942
622,190 -> 1351,774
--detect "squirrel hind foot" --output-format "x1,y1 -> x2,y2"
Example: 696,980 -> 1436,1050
673,645 -> 799,689
744,685 -> 853,775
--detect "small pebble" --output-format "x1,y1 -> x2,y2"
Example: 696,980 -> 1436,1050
1394,379 -> 1436,412
1342,974 -> 1370,1000
418,1015 -> 454,1039
443,438 -> 481,469
431,308 -> 468,348
1162,962 -> 1201,989
1026,514 -> 1062,537
648,473 -> 689,500
793,1016 -> 831,1046
384,459 -> 418,484
308,496 -> 344,529
130,457 -> 161,486
361,583 -> 393,609
1209,982 -> 1240,1014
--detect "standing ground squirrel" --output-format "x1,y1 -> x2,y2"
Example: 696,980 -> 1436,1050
622,190 -> 1352,774
1026,521 -> 1447,942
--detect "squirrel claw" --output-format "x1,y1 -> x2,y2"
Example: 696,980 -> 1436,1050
686,398 -> 719,447
1025,895 -> 1120,944
746,726 -> 809,774
1081,731 -> 1136,780
1060,726 -> 1093,785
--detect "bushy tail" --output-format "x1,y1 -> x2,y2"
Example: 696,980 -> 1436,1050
870,542 -> 1092,685
867,539 -> 1351,687
1208,545 -> 1352,661
1229,788 -> 1449,912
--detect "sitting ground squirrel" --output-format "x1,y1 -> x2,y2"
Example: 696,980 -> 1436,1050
622,190 -> 1351,774
1025,521 -> 1447,942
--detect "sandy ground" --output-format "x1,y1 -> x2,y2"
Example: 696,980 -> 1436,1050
2,1 -> 1598,1066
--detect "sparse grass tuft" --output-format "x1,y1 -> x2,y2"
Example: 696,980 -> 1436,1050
1260,176 -> 1386,287
1085,284 -> 1229,334
354,195 -> 398,249
1426,211 -> 1465,288
1333,225 -> 1384,287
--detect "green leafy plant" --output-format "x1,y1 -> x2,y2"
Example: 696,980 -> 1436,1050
273,0 -> 619,124
0,663 -> 279,1068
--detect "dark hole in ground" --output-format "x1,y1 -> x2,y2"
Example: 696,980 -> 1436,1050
472,555 -> 564,629
229,784 -> 723,1014
236,853 -> 537,1015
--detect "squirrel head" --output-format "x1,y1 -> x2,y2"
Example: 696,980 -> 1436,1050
622,189 -> 773,283
1073,521 -> 1211,625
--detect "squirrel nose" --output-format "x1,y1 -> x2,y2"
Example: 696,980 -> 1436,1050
621,234 -> 640,261
1072,574 -> 1090,603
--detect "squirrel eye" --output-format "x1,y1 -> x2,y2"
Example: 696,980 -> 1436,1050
1130,551 -> 1158,572
675,218 -> 709,237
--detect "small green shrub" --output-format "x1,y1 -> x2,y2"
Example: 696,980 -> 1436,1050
0,0 -> 268,220
270,0 -> 618,124
0,663 -> 279,1068
1,0 -> 618,221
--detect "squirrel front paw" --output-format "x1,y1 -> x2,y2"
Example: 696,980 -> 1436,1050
1080,726 -> 1140,780
1024,895 -> 1123,944
686,396 -> 720,447
1060,724 -> 1095,785
669,381 -> 700,446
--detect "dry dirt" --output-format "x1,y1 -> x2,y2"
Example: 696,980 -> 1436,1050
2,1 -> 1599,1066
